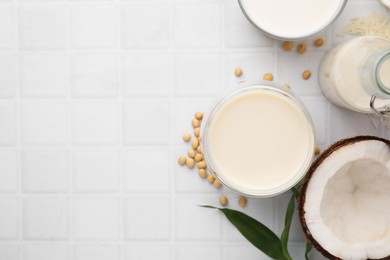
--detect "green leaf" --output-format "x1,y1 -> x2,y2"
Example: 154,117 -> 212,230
305,241 -> 313,260
291,187 -> 300,198
201,205 -> 286,260
280,192 -> 296,260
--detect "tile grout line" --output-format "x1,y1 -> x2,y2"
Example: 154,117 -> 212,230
14,0 -> 24,256
169,1 -> 176,259
65,0 -> 73,259
117,1 -> 125,259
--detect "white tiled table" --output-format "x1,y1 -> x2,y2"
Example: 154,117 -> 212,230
0,0 -> 388,259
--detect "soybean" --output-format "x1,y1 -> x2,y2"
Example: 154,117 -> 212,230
207,175 -> 216,184
213,179 -> 222,189
220,196 -> 228,206
194,127 -> 200,137
192,118 -> 200,128
195,112 -> 204,120
195,153 -> 203,162
314,38 -> 324,47
192,139 -> 199,149
197,160 -> 207,169
186,158 -> 195,169
263,73 -> 274,81
183,133 -> 191,142
238,197 -> 247,208
302,70 -> 312,80
282,41 -> 293,51
198,169 -> 207,178
234,67 -> 243,77
188,149 -> 196,158
297,43 -> 307,54
178,156 -> 186,166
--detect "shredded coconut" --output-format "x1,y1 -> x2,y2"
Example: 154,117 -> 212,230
340,12 -> 390,40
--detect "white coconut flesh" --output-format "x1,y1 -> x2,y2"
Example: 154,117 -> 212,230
304,140 -> 390,260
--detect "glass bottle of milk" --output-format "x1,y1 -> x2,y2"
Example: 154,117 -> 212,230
319,36 -> 390,125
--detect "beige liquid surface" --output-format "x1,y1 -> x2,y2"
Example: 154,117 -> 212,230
240,0 -> 343,38
207,90 -> 313,192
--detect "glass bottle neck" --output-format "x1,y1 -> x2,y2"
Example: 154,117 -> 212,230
361,50 -> 390,98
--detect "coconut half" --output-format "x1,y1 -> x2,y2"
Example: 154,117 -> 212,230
299,136 -> 390,260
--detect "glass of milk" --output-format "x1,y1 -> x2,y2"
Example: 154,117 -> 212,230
238,0 -> 348,40
201,82 -> 316,197
319,36 -> 390,125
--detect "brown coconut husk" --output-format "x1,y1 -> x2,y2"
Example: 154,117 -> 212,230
298,136 -> 390,260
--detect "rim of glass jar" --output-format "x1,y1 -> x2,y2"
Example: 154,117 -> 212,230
237,0 -> 348,41
201,82 -> 316,197
375,50 -> 390,95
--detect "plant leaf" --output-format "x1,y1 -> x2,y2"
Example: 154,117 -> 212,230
291,187 -> 300,198
201,205 -> 286,260
305,241 -> 313,260
280,192 -> 296,260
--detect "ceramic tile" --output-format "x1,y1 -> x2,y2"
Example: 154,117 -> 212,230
72,198 -> 119,240
21,150 -> 68,193
0,245 -> 20,260
0,103 -> 16,145
0,151 -> 18,192
23,244 -> 68,260
20,102 -> 68,145
0,54 -> 17,98
72,150 -> 118,193
73,245 -> 120,260
124,245 -> 171,260
277,51 -> 326,96
122,52 -> 171,97
173,3 -> 221,48
69,4 -> 120,49
122,4 -> 170,49
124,197 -> 170,240
71,102 -> 119,145
173,52 -> 222,97
123,148 -> 170,193
0,198 -> 19,240
23,198 -> 68,240
174,197 -> 221,240
122,101 -> 170,145
0,5 -> 16,49
71,53 -> 119,98
224,245 -> 269,260
224,52 -> 274,87
20,53 -> 69,98
18,4 -> 67,50
175,245 -> 222,260
330,105 -> 380,143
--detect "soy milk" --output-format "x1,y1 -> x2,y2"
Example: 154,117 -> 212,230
202,85 -> 315,197
319,36 -> 390,113
239,0 -> 347,40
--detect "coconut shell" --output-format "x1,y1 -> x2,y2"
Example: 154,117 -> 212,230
298,135 -> 390,260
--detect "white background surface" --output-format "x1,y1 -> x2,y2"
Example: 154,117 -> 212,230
0,0 -> 389,259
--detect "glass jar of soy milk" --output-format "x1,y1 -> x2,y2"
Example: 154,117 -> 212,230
238,0 -> 347,40
201,82 -> 315,197
319,36 -> 390,124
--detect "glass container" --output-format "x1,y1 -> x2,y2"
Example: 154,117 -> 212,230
201,82 -> 316,197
